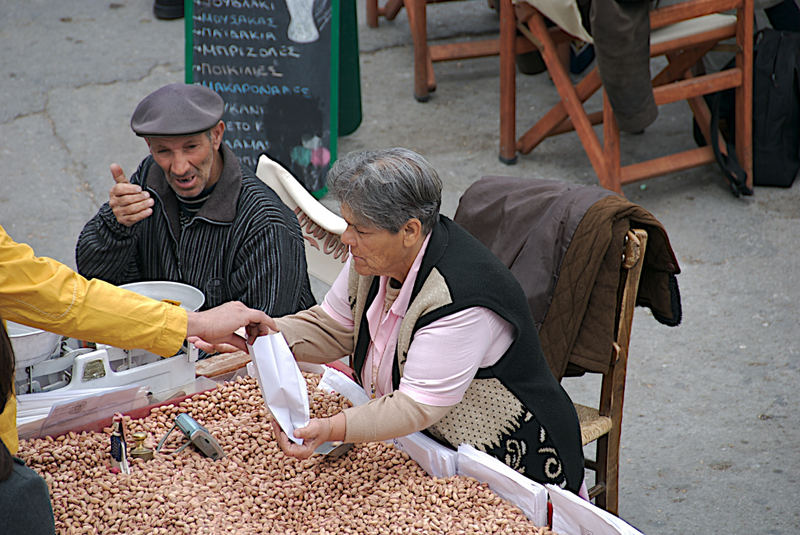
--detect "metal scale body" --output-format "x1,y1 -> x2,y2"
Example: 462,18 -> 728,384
16,341 -> 198,399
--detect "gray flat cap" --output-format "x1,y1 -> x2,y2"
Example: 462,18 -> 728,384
130,83 -> 224,137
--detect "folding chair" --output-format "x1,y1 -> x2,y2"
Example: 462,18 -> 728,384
499,0 -> 754,194
367,0 -> 536,101
255,154 -> 348,287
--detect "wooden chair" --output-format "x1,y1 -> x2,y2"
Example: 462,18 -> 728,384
574,227 -> 647,514
452,175 -> 674,514
499,0 -> 754,194
367,0 -> 536,101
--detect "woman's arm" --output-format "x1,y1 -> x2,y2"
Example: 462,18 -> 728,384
274,305 -> 354,363
272,391 -> 452,459
343,391 -> 453,442
273,258 -> 355,362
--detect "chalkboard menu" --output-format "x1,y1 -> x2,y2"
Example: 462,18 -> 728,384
186,0 -> 339,196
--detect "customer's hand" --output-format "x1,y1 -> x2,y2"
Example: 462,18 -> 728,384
186,301 -> 277,352
108,163 -> 155,227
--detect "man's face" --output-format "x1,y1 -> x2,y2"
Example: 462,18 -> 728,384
146,121 -> 225,197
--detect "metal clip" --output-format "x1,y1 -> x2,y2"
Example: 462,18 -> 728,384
156,413 -> 225,460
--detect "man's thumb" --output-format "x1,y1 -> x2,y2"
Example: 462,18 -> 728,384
110,163 -> 129,184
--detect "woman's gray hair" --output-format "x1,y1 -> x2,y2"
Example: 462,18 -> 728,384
328,148 -> 442,234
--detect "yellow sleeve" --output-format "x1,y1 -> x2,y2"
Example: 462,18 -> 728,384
1,226 -> 194,454
0,225 -> 187,357
0,396 -> 18,454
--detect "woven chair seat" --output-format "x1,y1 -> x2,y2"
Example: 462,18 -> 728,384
574,403 -> 613,446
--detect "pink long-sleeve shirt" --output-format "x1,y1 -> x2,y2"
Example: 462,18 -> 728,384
321,235 -> 514,407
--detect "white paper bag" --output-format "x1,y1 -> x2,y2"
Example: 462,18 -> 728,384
317,366 -> 370,406
248,333 -> 309,444
392,431 -> 458,478
547,484 -> 644,535
457,444 -> 548,526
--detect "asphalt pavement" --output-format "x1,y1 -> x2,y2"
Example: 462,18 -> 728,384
1,1 -> 799,533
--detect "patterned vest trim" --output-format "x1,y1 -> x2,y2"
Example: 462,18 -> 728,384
347,216 -> 584,492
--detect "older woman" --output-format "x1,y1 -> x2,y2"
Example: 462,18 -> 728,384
272,148 -> 584,493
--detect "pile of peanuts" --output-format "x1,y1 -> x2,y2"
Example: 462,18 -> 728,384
19,374 -> 555,534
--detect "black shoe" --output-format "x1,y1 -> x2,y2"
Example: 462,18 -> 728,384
516,50 -> 547,75
154,0 -> 184,20
569,43 -> 594,75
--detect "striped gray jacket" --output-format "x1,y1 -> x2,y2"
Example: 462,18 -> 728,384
75,145 -> 315,316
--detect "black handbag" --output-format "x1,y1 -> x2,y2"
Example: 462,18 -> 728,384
698,29 -> 800,194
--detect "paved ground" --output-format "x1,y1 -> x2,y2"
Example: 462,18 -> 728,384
2,1 -> 799,533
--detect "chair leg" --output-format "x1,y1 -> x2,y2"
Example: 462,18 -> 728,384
367,0 -> 379,27
591,437 -> 607,508
652,45 -> 715,87
405,0 -> 435,101
735,0 -> 754,188
602,90 -> 621,193
367,0 -> 406,27
517,69 -> 602,152
499,0 -> 517,164
384,0 -> 405,20
528,13 -> 609,188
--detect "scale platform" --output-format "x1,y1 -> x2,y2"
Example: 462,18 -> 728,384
16,341 -> 199,398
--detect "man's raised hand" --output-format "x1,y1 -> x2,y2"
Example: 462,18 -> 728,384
108,163 -> 154,227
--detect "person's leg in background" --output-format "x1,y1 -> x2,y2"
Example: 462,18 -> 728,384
589,0 -> 656,134
764,0 -> 800,31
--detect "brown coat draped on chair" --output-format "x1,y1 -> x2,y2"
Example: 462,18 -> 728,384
454,175 -> 681,379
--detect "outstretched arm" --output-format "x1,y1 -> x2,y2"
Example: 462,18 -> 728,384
187,302 -> 277,352
273,392 -> 453,459
3,225 -> 275,356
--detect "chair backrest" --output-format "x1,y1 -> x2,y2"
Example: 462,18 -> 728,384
255,154 -> 348,287
598,227 -> 647,436
588,227 -> 647,513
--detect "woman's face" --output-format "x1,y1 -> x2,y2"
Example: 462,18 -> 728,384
340,204 -> 421,282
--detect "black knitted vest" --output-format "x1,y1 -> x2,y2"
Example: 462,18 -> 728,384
350,216 -> 584,492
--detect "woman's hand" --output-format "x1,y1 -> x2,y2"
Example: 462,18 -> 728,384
271,418 -> 331,459
272,413 -> 346,459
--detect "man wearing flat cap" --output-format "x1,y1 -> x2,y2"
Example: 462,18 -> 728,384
76,83 -> 315,320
